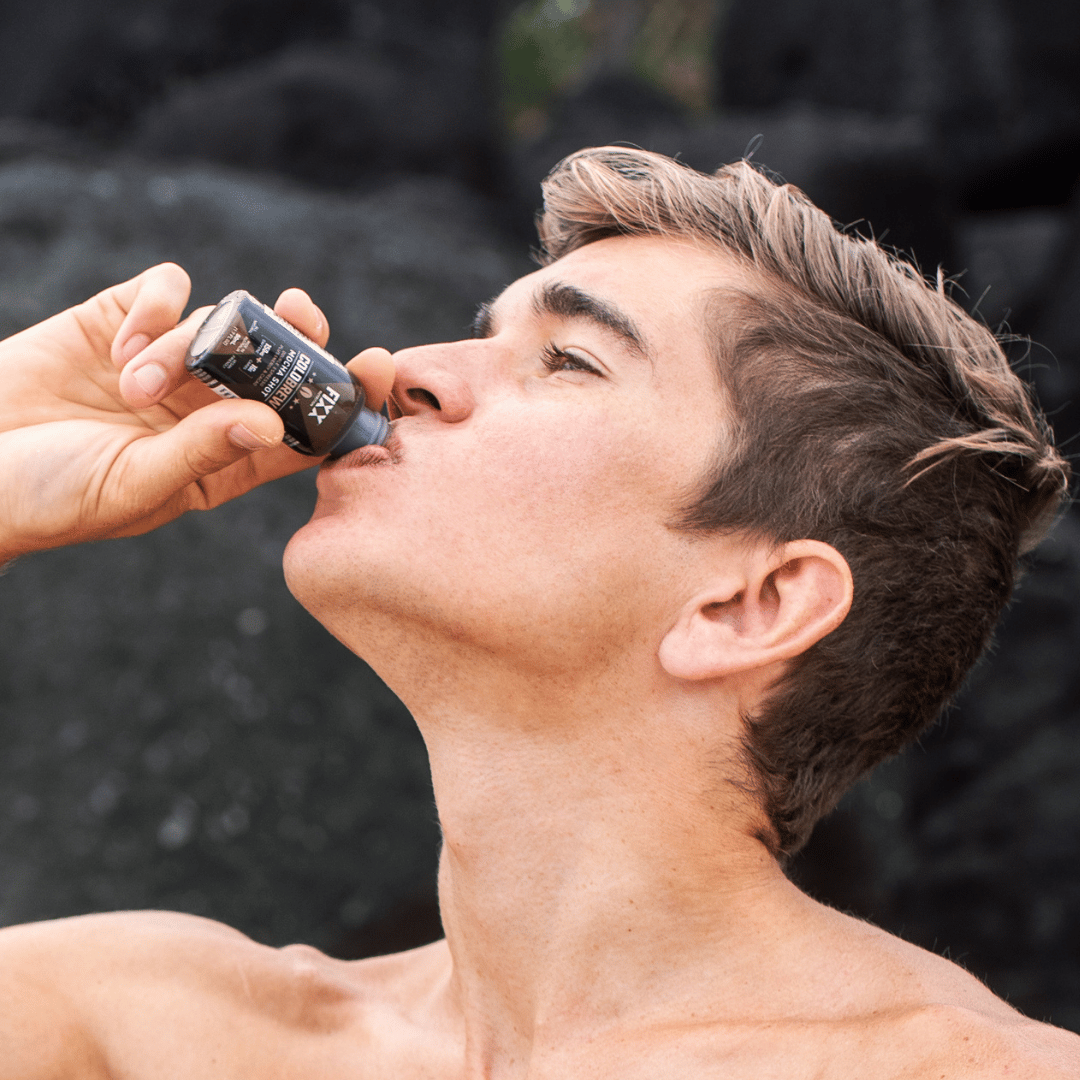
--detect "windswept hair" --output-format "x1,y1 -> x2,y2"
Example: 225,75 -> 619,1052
538,146 -> 1070,856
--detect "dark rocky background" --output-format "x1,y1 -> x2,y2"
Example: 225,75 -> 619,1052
0,0 -> 1076,1028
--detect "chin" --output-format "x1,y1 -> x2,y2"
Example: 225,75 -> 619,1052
282,513 -> 347,620
282,509 -> 406,660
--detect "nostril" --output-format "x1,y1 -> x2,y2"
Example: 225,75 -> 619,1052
407,387 -> 441,411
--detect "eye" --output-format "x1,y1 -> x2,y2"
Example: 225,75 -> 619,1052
540,343 -> 601,376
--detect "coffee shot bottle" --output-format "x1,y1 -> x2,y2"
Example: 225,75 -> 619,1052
185,290 -> 389,457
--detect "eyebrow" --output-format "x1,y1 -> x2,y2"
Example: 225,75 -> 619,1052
471,301 -> 495,339
472,281 -> 651,363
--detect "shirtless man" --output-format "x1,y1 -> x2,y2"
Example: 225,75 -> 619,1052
0,147 -> 1076,1078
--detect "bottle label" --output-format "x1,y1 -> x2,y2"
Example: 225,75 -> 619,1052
185,291 -> 365,456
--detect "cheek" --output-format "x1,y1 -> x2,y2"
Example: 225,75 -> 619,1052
478,406 -> 673,526
447,413 -> 680,635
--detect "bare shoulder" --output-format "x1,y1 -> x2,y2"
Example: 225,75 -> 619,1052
814,908 -> 1080,1078
0,908 -> 268,993
0,911 -> 360,1080
877,1001 -> 1080,1079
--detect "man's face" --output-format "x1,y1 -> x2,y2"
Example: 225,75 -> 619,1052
284,235 -> 748,680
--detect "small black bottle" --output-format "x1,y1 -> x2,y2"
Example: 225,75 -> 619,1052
185,290 -> 389,457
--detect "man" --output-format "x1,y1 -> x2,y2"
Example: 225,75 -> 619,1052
0,147 -> 1076,1077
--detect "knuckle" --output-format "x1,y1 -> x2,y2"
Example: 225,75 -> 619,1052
183,438 -> 233,479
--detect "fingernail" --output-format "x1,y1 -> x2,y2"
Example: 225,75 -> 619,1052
131,362 -> 167,396
121,333 -> 152,363
228,423 -> 267,450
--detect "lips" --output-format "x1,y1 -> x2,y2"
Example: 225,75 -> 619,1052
323,426 -> 402,470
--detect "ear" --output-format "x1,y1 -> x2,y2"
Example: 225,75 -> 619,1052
658,539 -> 853,682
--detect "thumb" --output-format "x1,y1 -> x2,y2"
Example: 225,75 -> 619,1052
115,400 -> 286,506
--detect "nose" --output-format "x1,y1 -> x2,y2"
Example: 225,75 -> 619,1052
389,341 -> 476,424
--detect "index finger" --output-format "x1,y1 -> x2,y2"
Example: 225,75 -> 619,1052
109,263 -> 192,369
274,288 -> 329,350
345,347 -> 395,412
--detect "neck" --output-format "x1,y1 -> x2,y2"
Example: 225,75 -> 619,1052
384,644 -> 813,1072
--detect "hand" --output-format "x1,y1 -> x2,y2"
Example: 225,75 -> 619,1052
0,263 -> 396,561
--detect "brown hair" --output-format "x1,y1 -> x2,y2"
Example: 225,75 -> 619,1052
537,146 -> 1070,856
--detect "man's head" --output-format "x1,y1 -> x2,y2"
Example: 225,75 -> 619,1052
287,145 -> 1067,861
536,146 -> 1070,855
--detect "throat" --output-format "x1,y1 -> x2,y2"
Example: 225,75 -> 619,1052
423,706 -> 793,1048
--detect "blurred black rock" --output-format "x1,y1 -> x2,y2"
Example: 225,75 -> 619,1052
0,146 -> 528,953
1027,194 -> 1080,444
0,0 -> 509,194
129,42 -> 497,194
717,0 -> 1080,194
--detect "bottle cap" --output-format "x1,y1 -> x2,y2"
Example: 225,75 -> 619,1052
327,405 -> 390,457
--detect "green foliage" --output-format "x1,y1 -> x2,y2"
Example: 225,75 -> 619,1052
631,0 -> 720,113
499,0 -> 592,135
498,0 -> 720,140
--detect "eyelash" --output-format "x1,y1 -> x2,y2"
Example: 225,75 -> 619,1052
540,343 -> 601,376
